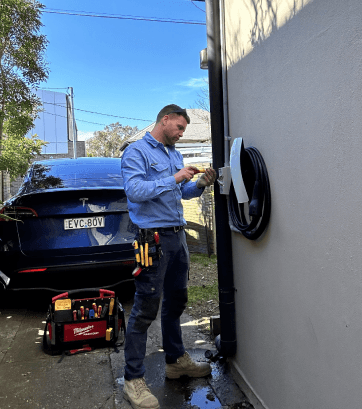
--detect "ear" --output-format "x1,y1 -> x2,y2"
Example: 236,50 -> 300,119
162,115 -> 169,126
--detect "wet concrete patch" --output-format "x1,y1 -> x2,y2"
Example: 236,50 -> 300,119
114,348 -> 252,409
209,358 -> 252,407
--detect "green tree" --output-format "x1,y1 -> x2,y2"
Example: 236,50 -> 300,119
0,0 -> 48,180
86,123 -> 139,157
0,131 -> 45,180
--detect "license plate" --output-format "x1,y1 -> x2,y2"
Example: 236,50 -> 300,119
64,216 -> 105,230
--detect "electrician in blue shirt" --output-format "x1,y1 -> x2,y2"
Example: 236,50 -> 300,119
121,104 -> 216,409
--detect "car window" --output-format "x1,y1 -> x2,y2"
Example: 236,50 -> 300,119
24,162 -> 124,192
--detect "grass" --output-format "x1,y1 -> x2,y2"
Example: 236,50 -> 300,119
188,253 -> 218,307
187,282 -> 219,306
189,253 -> 217,267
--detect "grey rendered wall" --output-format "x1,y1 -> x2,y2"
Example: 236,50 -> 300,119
225,1 -> 362,408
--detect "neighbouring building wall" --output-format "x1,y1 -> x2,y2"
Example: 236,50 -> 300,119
224,1 -> 362,408
27,90 -> 70,154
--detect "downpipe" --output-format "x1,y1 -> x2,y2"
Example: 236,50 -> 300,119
205,0 -> 237,358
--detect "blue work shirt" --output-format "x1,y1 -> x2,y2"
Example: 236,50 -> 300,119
121,132 -> 204,229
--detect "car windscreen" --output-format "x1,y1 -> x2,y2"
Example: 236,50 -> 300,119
26,162 -> 124,192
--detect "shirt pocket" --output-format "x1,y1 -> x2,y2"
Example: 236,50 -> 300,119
174,163 -> 183,173
148,163 -> 170,180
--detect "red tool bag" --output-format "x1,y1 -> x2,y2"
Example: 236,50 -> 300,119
43,288 -> 126,356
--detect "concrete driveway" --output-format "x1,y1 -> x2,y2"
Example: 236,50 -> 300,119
0,286 -> 252,408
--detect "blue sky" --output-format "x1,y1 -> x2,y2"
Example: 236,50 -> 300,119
38,0 -> 208,140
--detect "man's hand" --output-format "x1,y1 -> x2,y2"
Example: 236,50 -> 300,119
174,166 -> 199,184
196,168 -> 217,188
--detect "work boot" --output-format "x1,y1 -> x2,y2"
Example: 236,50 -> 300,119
123,377 -> 160,409
165,351 -> 212,379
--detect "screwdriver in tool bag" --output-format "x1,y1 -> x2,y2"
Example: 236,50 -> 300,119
92,303 -> 98,318
101,304 -> 108,318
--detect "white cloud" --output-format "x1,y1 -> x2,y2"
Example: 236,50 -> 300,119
179,77 -> 208,88
77,131 -> 94,141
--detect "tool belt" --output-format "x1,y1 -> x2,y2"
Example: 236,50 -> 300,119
132,228 -> 162,277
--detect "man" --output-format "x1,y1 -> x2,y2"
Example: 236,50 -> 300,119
121,104 -> 217,409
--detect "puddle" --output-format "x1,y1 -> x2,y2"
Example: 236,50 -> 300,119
189,385 -> 222,408
116,376 -> 125,386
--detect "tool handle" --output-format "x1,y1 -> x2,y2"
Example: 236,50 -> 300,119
101,304 -> 108,318
132,266 -> 142,277
145,243 -> 149,267
140,244 -> 144,265
133,240 -> 141,263
68,346 -> 92,355
154,232 -> 159,244
109,298 -> 115,315
92,303 -> 98,318
56,288 -> 114,298
100,289 -> 115,298
52,292 -> 69,302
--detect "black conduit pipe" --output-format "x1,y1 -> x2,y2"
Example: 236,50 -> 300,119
205,0 -> 236,357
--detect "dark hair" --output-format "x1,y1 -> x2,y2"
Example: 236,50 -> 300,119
156,104 -> 190,124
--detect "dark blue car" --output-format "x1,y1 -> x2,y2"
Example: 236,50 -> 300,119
0,157 -> 135,290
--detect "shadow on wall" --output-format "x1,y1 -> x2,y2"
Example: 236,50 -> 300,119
226,0 -> 312,65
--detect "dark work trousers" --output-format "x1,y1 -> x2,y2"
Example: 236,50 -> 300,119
124,229 -> 189,381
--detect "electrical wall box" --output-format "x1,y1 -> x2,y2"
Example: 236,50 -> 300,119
218,166 -> 232,195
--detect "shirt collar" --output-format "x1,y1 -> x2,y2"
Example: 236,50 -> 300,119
144,132 -> 176,151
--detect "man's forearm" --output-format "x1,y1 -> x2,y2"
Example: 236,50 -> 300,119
124,175 -> 177,202
181,181 -> 204,200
